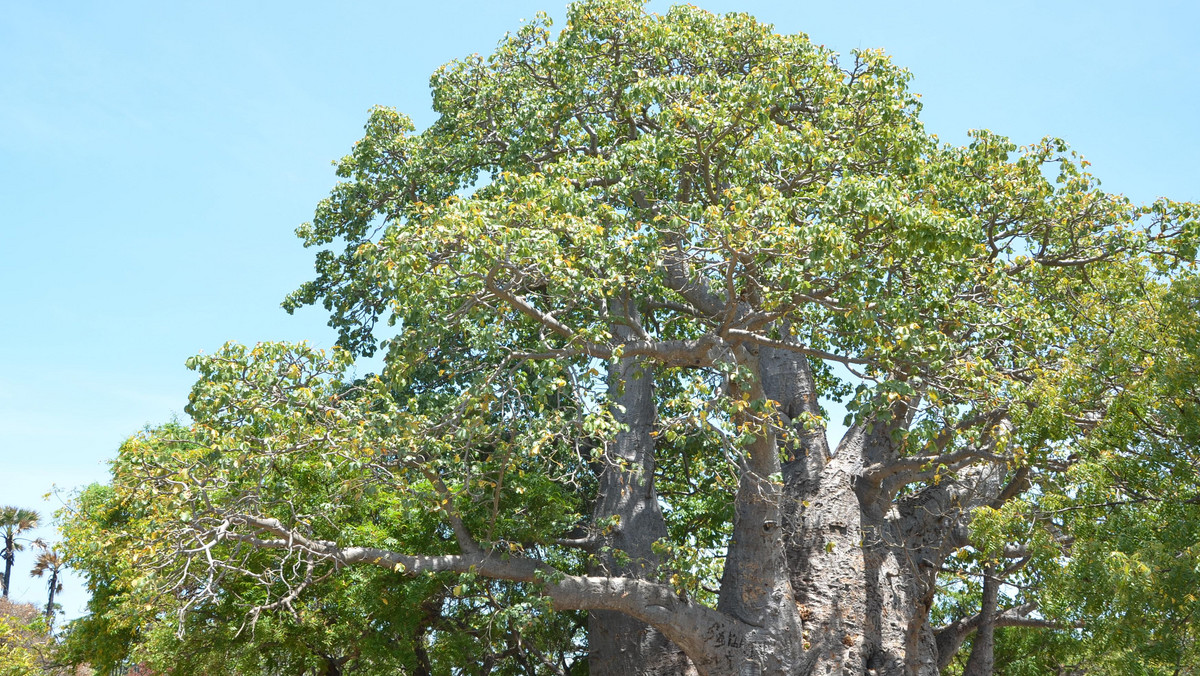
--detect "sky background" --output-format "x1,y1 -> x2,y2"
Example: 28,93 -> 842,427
2,0 -> 1197,622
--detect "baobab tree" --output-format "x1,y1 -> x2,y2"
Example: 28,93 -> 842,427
65,1 -> 1199,674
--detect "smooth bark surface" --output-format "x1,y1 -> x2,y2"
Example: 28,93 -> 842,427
961,567 -> 999,676
587,348 -> 681,675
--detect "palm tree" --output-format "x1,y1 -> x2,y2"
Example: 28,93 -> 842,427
29,542 -> 64,630
1,506 -> 41,597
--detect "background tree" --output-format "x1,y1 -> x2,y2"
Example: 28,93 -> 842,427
0,598 -> 52,676
1,507 -> 40,599
933,275 -> 1200,676
62,1 -> 1199,674
28,543 -> 64,632
1033,272 -> 1200,674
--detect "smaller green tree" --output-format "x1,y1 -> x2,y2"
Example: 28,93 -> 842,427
936,272 -> 1200,676
58,426 -> 587,675
1039,273 -> 1200,674
1,508 -> 40,598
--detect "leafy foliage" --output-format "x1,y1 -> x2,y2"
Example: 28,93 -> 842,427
59,416 -> 588,675
0,599 -> 51,676
56,0 -> 1200,672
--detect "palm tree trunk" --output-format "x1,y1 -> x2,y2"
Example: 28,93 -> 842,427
45,570 -> 58,629
2,542 -> 13,598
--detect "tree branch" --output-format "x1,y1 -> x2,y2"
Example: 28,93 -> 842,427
724,328 -> 869,367
866,413 -> 1013,488
217,513 -> 746,672
661,247 -> 726,319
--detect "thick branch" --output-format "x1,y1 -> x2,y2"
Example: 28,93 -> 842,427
864,446 -> 1005,488
934,600 -> 1071,670
220,514 -> 744,673
661,247 -> 726,319
991,466 -> 1032,509
551,576 -> 746,672
723,328 -> 869,367
867,414 -> 1013,489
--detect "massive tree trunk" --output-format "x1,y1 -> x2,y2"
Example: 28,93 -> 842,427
776,435 -> 1009,674
765,346 -> 908,674
711,345 -> 805,674
759,346 -> 1010,675
583,338 -> 1011,675
589,299 -> 693,675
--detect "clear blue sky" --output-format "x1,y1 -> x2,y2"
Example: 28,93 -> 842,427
2,0 -> 1196,619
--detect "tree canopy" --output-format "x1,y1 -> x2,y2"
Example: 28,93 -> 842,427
60,1 -> 1199,674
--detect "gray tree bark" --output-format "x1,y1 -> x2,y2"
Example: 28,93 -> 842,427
961,567 -> 999,676
588,296 -> 695,675
588,352 -> 679,675
713,345 -> 804,674
761,345 -> 1012,675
